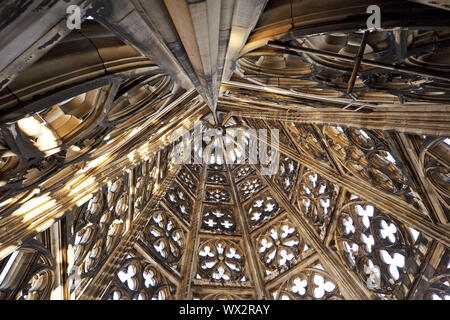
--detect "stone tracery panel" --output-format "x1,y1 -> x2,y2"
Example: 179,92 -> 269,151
197,239 -> 247,283
159,145 -> 173,182
273,154 -> 298,197
334,195 -> 431,299
255,219 -> 307,277
201,205 -> 238,235
164,184 -> 193,223
134,157 -> 157,217
207,171 -> 229,185
419,137 -> 450,220
237,174 -> 264,201
297,169 -> 339,239
232,165 -> 253,182
322,125 -> 424,209
204,186 -> 232,204
186,164 -> 202,179
272,264 -> 343,300
208,164 -> 226,171
69,174 -> 129,297
106,257 -> 175,300
0,239 -> 55,300
423,249 -> 449,300
285,123 -> 331,164
178,167 -> 199,195
144,210 -> 186,271
245,190 -> 283,230
263,120 -> 296,150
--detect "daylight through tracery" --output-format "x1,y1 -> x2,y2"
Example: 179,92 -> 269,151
0,0 -> 449,301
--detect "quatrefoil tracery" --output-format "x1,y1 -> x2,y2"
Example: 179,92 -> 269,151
273,155 -> 298,196
134,157 -> 157,215
287,123 -> 330,164
233,165 -> 253,182
420,137 -> 450,213
134,174 -> 155,214
207,171 -> 228,184
424,251 -> 450,301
